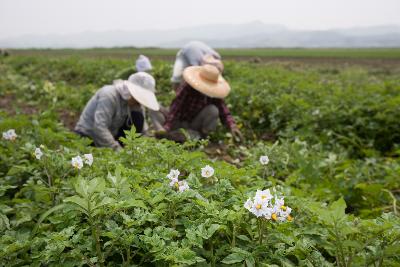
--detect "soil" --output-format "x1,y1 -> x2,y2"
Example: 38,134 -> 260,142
0,94 -> 39,115
58,109 -> 79,130
0,93 -> 78,130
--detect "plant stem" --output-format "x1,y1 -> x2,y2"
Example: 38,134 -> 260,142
126,246 -> 131,265
92,222 -> 104,267
333,220 -> 346,267
170,201 -> 176,229
88,199 -> 104,267
258,219 -> 263,245
43,162 -> 55,206
231,223 -> 236,248
210,241 -> 215,267
382,189 -> 398,215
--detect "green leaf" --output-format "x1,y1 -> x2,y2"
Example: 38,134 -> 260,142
0,213 -> 10,231
32,204 -> 66,235
222,252 -> 246,264
0,185 -> 17,197
318,198 -> 347,224
237,235 -> 251,242
64,195 -> 88,214
92,197 -> 114,216
74,178 -> 106,197
122,198 -> 148,209
206,224 -> 220,238
245,256 -> 255,267
342,240 -> 362,249
150,193 -> 165,205
330,197 -> 346,222
384,244 -> 400,256
89,177 -> 106,194
75,178 -> 89,198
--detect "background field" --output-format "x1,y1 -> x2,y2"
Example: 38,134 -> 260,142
9,47 -> 400,60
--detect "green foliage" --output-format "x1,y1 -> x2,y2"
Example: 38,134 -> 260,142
0,114 -> 399,266
0,54 -> 399,266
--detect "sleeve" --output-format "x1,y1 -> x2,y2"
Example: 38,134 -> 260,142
148,109 -> 166,131
164,86 -> 188,131
210,48 -> 221,60
92,92 -> 122,150
141,107 -> 149,134
171,51 -> 188,84
185,46 -> 204,66
216,100 -> 236,130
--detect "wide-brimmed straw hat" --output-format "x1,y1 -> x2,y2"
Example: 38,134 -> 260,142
126,72 -> 160,111
183,64 -> 231,99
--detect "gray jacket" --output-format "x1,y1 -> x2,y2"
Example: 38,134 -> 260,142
180,41 -> 221,66
75,85 -> 146,150
171,41 -> 221,83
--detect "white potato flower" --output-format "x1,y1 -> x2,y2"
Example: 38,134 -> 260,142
244,198 -> 253,211
255,189 -> 273,202
169,178 -> 179,189
178,180 -> 189,192
270,197 -> 292,222
259,155 -> 269,165
245,188 -> 293,222
167,169 -> 180,180
274,197 -> 285,208
277,206 -> 292,222
2,129 -> 17,141
312,109 -> 320,116
83,153 -> 93,166
325,153 -> 337,164
71,156 -> 83,170
34,147 -> 43,160
250,198 -> 270,217
201,165 -> 214,178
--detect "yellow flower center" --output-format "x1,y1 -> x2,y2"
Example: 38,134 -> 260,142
287,215 -> 293,221
174,182 -> 179,188
271,213 -> 277,221
255,204 -> 262,210
281,205 -> 287,211
261,195 -> 266,199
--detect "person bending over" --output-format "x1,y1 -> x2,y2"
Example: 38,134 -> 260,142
157,57 -> 242,143
75,72 -> 160,150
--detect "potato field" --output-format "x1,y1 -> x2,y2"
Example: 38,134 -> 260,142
0,50 -> 399,266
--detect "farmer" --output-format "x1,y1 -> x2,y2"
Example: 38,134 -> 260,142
115,54 -> 166,132
74,72 -> 160,150
171,41 -> 221,91
157,56 -> 243,143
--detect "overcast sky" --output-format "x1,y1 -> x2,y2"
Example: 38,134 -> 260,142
1,0 -> 400,38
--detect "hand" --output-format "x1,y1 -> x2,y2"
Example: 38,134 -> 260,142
231,126 -> 244,143
154,129 -> 167,139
